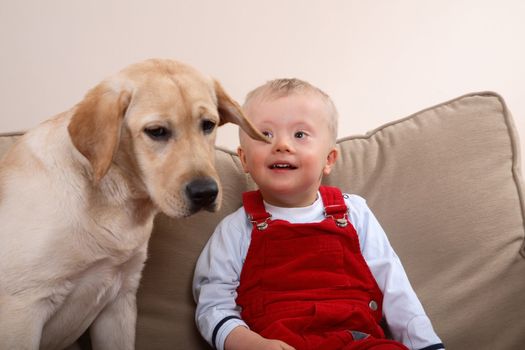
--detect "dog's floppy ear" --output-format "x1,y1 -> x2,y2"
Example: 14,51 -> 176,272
214,80 -> 268,143
68,84 -> 131,183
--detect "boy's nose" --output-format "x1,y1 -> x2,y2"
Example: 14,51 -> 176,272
272,136 -> 292,153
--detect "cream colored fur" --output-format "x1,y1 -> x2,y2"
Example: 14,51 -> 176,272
0,58 -> 265,350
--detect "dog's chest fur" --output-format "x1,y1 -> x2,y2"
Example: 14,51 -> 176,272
0,119 -> 155,348
39,247 -> 147,350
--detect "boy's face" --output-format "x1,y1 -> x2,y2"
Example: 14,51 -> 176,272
238,93 -> 337,207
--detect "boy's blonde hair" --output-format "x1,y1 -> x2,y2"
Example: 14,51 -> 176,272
242,78 -> 339,143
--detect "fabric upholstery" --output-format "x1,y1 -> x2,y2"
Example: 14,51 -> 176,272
1,92 -> 523,349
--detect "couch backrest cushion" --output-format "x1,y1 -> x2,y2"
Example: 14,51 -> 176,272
135,92 -> 525,350
135,150 -> 253,349
323,92 -> 525,349
0,132 -> 21,155
1,91 -> 524,350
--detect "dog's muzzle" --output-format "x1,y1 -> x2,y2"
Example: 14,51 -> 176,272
186,177 -> 219,212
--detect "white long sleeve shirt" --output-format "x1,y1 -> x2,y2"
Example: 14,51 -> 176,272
193,193 -> 444,350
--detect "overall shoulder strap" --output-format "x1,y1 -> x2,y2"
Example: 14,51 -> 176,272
242,190 -> 271,230
319,186 -> 349,227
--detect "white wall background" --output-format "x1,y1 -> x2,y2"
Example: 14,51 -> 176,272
1,0 -> 523,162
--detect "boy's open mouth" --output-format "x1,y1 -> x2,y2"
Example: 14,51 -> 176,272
269,163 -> 297,170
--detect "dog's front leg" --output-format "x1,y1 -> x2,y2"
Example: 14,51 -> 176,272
89,287 -> 138,350
0,299 -> 44,350
89,249 -> 146,350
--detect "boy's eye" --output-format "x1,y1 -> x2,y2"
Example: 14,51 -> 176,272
262,131 -> 273,139
294,131 -> 306,139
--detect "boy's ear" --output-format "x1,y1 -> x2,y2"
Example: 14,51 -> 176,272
237,146 -> 250,173
323,147 -> 338,176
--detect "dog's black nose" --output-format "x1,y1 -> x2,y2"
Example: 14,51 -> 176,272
186,178 -> 219,210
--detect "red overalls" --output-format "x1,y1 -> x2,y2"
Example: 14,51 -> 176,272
236,186 -> 408,350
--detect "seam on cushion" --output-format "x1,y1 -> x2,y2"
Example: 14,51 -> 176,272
215,145 -> 237,156
336,91 -> 502,142
335,91 -> 525,259
0,131 -> 25,137
495,93 -> 525,259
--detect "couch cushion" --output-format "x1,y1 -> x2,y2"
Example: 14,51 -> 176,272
135,92 -> 524,350
135,149 -> 253,349
0,132 -> 22,155
1,91 -> 523,349
324,91 -> 525,349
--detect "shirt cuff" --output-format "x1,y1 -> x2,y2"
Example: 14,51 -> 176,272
213,316 -> 248,350
404,315 -> 444,350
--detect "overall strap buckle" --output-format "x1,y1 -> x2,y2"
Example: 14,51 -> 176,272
320,186 -> 349,227
243,190 -> 272,231
248,215 -> 271,231
324,205 -> 349,227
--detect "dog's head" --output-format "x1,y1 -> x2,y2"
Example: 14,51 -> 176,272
67,58 -> 267,217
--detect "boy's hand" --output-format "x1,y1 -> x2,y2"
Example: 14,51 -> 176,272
225,326 -> 296,350
254,338 -> 296,350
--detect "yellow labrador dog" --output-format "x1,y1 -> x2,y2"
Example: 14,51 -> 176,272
0,59 -> 266,349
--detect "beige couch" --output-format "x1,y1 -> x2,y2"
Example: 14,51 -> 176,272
1,91 -> 524,350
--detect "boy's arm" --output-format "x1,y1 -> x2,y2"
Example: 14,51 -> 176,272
346,194 -> 445,350
225,326 -> 296,350
193,210 -> 249,350
193,210 -> 297,350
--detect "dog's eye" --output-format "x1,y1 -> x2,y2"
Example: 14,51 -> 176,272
144,126 -> 171,141
201,119 -> 216,135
